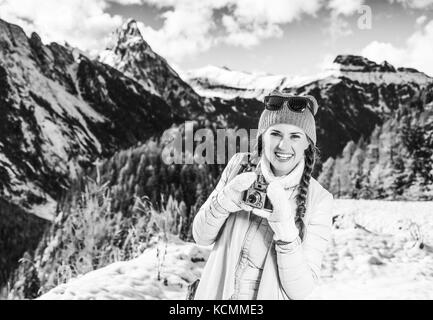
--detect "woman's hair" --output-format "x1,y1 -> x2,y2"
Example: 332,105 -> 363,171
253,133 -> 320,241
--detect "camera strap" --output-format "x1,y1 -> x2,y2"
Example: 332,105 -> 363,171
236,153 -> 259,176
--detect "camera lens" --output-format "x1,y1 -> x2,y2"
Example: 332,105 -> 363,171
247,194 -> 257,203
247,192 -> 261,205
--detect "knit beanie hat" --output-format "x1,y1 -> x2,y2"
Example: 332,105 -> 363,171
257,90 -> 319,145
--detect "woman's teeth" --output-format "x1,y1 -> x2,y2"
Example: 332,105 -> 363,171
275,152 -> 294,161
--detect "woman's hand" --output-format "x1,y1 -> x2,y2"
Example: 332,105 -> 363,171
252,181 -> 299,242
216,172 -> 257,213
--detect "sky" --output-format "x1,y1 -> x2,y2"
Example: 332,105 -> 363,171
0,0 -> 433,76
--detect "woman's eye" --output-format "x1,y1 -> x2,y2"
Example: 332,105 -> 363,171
291,135 -> 300,139
270,132 -> 281,136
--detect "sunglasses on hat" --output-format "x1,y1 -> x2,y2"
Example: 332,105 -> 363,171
264,95 -> 315,115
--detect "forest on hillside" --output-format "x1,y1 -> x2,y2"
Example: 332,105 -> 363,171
319,97 -> 433,200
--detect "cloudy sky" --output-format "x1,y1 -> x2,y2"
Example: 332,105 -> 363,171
1,0 -> 432,76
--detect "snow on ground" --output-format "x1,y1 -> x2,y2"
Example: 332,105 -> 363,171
38,235 -> 209,300
38,199 -> 433,300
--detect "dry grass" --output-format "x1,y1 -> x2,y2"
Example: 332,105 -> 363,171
7,164 -> 188,299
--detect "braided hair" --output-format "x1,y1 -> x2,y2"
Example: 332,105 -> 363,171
254,134 -> 320,241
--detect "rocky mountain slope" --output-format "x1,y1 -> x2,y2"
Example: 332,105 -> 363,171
0,18 -> 204,218
0,18 -> 207,286
99,19 -> 212,118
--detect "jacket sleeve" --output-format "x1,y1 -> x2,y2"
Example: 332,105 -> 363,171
275,192 -> 334,300
192,153 -> 241,246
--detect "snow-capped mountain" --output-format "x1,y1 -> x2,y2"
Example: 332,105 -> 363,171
185,55 -> 433,161
183,65 -> 323,100
185,55 -> 432,100
329,55 -> 432,84
0,18 -> 184,218
99,19 -> 212,118
286,55 -> 433,158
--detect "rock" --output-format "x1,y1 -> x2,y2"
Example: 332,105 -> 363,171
368,256 -> 385,265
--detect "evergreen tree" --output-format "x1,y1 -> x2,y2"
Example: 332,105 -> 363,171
317,157 -> 335,190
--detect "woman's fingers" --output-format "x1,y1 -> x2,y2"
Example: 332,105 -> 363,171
251,208 -> 271,219
229,172 -> 257,192
238,203 -> 253,212
266,181 -> 286,202
266,181 -> 290,211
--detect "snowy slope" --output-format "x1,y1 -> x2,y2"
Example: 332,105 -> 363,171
38,199 -> 433,300
330,55 -> 432,85
182,65 -> 331,100
38,234 -> 208,300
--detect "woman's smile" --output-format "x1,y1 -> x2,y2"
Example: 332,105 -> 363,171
274,151 -> 294,162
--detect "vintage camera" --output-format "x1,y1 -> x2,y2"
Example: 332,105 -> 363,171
242,174 -> 273,212
236,153 -> 273,212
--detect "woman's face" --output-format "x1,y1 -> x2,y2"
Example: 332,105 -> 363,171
262,123 -> 310,177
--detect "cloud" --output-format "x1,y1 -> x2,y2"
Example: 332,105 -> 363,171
416,15 -> 427,26
229,0 -> 322,25
361,41 -> 407,65
136,3 -> 217,62
134,0 -> 323,62
361,20 -> 433,76
0,0 -> 123,51
107,0 -> 144,4
328,0 -> 365,16
326,15 -> 353,41
219,0 -> 322,47
324,0 -> 366,42
0,0 -> 327,63
317,53 -> 338,71
388,0 -> 433,9
221,15 -> 284,47
406,19 -> 433,75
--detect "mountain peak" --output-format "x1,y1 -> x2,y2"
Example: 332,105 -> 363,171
0,18 -> 34,51
333,54 -> 399,72
380,60 -> 396,72
121,18 -> 142,39
334,55 -> 379,70
104,18 -> 150,52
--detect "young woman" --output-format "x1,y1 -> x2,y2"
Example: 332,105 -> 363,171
192,91 -> 334,300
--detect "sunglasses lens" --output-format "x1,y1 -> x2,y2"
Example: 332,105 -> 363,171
265,96 -> 284,110
289,98 -> 308,112
265,96 -> 313,114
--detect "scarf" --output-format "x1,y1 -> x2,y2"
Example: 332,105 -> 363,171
259,154 -> 305,189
